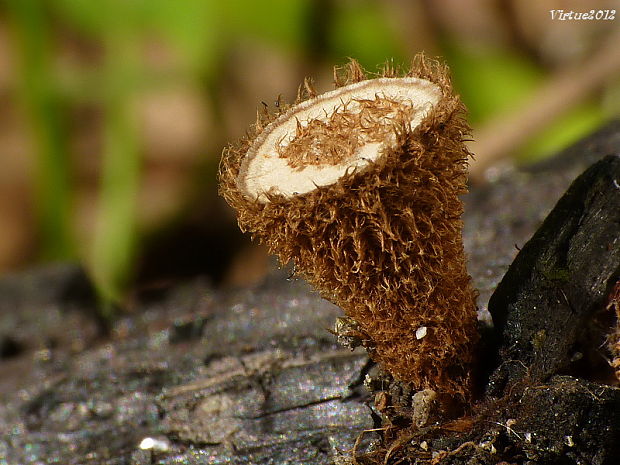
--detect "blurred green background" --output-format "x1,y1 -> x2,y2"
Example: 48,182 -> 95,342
1,0 -> 619,304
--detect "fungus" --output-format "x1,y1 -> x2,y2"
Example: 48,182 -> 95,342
219,56 -> 479,398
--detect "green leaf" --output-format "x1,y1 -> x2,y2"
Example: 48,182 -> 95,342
143,0 -> 224,74
443,40 -> 542,124
221,0 -> 311,52
328,1 -> 406,69
6,0 -> 75,260
518,102 -> 606,163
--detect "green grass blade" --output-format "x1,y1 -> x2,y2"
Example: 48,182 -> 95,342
6,0 -> 74,260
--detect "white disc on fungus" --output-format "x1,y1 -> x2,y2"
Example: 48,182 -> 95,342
238,77 -> 441,202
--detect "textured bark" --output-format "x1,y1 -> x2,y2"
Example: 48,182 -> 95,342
0,121 -> 619,464
488,154 -> 620,392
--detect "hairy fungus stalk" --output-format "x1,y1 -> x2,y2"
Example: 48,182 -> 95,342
219,57 -> 479,398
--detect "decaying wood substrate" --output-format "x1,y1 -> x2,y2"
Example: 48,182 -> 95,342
1,123 -> 620,464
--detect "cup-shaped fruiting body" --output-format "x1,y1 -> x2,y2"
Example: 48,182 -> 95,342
219,57 -> 479,398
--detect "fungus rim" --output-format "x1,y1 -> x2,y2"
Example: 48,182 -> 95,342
237,77 -> 442,202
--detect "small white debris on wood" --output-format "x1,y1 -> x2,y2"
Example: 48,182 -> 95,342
565,435 -> 575,447
139,436 -> 171,452
415,326 -> 427,340
480,440 -> 497,454
412,388 -> 436,427
333,316 -> 363,350
330,435 -> 355,465
332,455 -> 354,465
34,348 -> 52,362
525,432 -> 532,443
502,418 -> 523,440
420,440 -> 429,451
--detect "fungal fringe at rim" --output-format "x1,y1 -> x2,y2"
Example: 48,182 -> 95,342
219,54 -> 480,399
608,279 -> 620,382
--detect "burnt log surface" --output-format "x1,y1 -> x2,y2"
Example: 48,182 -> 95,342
464,120 -> 620,318
488,154 -> 620,390
480,154 -> 620,464
0,121 -> 619,464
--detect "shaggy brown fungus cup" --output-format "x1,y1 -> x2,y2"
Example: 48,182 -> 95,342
219,57 -> 479,398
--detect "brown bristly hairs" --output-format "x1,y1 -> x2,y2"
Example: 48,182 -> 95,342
608,279 -> 620,382
219,55 -> 479,399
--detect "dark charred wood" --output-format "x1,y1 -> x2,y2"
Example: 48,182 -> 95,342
1,122 -> 620,464
487,154 -> 620,393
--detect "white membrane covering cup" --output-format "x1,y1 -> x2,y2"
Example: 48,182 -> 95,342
238,77 -> 442,202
